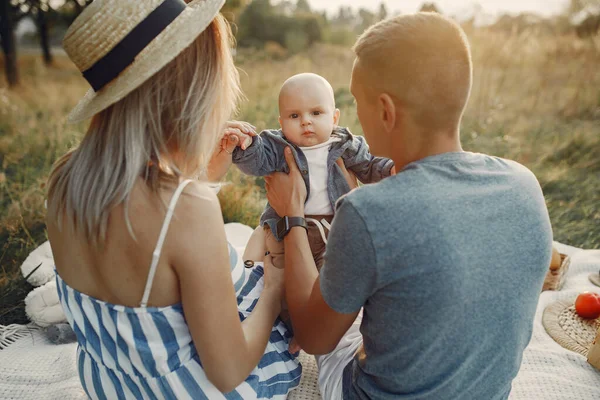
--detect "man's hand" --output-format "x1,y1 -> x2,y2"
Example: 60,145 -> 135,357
264,147 -> 306,217
336,158 -> 359,190
334,158 -> 396,191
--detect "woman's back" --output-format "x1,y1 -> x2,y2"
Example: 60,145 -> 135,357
50,179 -> 211,397
51,179 -> 300,399
49,179 -> 185,309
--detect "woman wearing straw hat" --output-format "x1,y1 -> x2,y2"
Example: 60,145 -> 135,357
45,0 -> 301,398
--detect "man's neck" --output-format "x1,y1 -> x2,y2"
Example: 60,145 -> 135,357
391,127 -> 463,171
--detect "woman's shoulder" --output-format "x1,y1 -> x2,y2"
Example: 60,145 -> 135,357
166,181 -> 228,278
128,179 -> 223,240
168,180 -> 223,230
180,180 -> 219,199
178,180 -> 220,208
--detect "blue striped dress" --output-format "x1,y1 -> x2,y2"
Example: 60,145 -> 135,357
55,180 -> 302,399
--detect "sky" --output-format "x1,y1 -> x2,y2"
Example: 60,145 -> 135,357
44,0 -> 570,19
304,0 -> 570,18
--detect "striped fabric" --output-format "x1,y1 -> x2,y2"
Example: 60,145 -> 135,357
54,180 -> 301,399
230,241 -> 247,294
56,263 -> 302,399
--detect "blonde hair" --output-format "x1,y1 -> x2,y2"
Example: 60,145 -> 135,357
353,12 -> 472,129
47,14 -> 241,245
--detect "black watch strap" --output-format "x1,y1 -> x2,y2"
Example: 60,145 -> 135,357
276,216 -> 308,238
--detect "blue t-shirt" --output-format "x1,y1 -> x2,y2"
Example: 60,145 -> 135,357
320,151 -> 552,400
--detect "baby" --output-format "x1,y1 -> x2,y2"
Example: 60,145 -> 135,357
232,73 -> 394,349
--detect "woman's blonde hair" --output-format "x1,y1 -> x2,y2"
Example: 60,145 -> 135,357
47,14 -> 241,245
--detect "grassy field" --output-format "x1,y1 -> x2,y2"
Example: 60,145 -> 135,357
1,27 -> 599,325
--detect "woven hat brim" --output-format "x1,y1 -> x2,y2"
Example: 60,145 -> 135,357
67,0 -> 225,123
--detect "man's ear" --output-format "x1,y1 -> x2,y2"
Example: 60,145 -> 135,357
379,94 -> 396,133
333,108 -> 341,127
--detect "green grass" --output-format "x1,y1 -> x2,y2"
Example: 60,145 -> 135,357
1,29 -> 599,324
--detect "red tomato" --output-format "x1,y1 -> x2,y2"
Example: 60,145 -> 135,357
575,292 -> 600,319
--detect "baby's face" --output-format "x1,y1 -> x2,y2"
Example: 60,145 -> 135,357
278,79 -> 339,147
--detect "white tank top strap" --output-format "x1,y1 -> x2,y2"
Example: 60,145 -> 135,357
140,179 -> 194,307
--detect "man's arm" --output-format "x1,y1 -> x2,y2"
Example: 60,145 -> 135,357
283,227 -> 359,355
265,147 -> 371,355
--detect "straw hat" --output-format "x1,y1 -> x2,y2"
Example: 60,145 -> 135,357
64,0 -> 225,123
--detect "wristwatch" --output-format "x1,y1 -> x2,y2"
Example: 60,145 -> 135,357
276,216 -> 308,238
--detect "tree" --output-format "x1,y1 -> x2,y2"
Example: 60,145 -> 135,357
221,0 -> 248,22
295,0 -> 310,14
420,2 -> 441,13
1,0 -> 20,86
237,0 -> 276,47
575,13 -> 600,37
334,6 -> 355,27
9,0 -> 57,66
0,0 -> 92,87
33,0 -> 53,65
300,14 -> 322,45
567,0 -> 600,37
58,0 -> 93,25
378,2 -> 388,21
358,8 -> 376,32
569,0 -> 600,15
273,0 -> 294,16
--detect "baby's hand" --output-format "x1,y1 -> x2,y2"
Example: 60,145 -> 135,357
221,120 -> 256,152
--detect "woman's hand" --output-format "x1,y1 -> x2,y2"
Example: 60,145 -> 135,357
206,121 -> 256,182
222,120 -> 256,151
264,147 -> 306,217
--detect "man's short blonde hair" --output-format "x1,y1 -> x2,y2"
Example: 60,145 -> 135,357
353,12 -> 472,129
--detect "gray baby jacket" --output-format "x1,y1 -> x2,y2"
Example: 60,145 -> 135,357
232,127 -> 394,240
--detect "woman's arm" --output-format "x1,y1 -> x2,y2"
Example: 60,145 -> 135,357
171,182 -> 283,393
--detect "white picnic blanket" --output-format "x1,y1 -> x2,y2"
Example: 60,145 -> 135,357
509,243 -> 600,399
0,325 -> 85,400
1,229 -> 599,399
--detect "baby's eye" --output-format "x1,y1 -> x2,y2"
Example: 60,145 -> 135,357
290,114 -> 299,119
313,111 -> 322,116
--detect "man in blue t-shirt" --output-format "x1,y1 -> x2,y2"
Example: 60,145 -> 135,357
264,12 -> 552,400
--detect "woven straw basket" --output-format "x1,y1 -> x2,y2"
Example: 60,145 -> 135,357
543,296 -> 600,356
